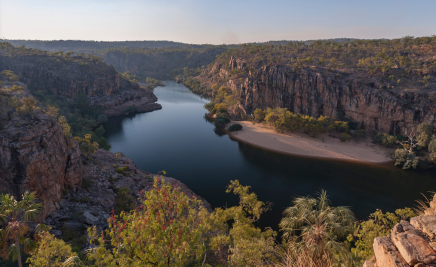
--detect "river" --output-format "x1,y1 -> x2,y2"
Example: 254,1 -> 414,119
104,81 -> 436,229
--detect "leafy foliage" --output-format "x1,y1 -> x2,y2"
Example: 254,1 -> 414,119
349,208 -> 416,262
0,192 -> 44,267
228,123 -> 243,132
279,190 -> 356,267
87,177 -> 211,266
74,134 -> 99,157
26,231 -> 76,267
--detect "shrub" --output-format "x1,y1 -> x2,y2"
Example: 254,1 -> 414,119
394,149 -> 419,169
125,105 -> 136,114
204,103 -> 215,112
228,124 -> 243,132
115,166 -> 129,176
340,132 -> 351,142
74,134 -> 99,157
26,231 -> 76,267
253,108 -> 266,122
350,208 -> 416,262
87,177 -> 211,266
82,178 -> 94,191
417,123 -> 434,147
114,187 -> 135,214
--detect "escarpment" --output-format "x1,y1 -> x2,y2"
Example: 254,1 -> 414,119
0,48 -> 162,116
0,84 -> 82,219
198,57 -> 436,135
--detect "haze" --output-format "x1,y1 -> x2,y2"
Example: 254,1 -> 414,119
0,0 -> 435,44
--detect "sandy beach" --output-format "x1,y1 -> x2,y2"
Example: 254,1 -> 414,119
227,121 -> 394,164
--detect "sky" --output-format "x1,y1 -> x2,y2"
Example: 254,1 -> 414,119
0,0 -> 435,44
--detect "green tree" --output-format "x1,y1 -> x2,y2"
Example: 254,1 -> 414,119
350,208 -> 416,262
254,108 -> 266,122
417,123 -> 434,148
26,231 -> 76,267
210,180 -> 277,266
279,190 -> 356,267
87,177 -> 211,267
74,134 -> 99,158
0,192 -> 43,267
95,125 -> 105,137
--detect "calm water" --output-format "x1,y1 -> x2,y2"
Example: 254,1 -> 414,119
104,81 -> 436,229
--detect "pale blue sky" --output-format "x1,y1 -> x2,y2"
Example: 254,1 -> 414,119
0,0 -> 435,44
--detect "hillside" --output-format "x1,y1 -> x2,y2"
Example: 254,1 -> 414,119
193,36 -> 436,135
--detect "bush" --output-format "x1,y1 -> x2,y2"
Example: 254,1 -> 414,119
228,124 -> 243,132
125,105 -> 136,114
82,177 -> 94,191
340,132 -> 351,142
116,166 -> 129,176
114,187 -> 135,214
27,231 -> 77,267
395,149 -> 419,169
253,108 -> 266,122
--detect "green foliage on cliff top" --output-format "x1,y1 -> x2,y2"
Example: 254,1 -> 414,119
205,36 -> 436,92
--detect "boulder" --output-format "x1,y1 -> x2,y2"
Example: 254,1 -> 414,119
411,216 -> 436,239
363,257 -> 377,267
373,236 -> 408,267
81,211 -> 99,225
391,221 -> 436,265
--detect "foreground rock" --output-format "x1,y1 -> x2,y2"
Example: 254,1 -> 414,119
365,194 -> 436,267
44,149 -> 212,235
0,84 -> 82,219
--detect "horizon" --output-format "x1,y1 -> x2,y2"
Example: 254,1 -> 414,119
1,0 -> 435,45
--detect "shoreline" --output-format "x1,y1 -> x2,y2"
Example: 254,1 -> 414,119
227,121 -> 395,165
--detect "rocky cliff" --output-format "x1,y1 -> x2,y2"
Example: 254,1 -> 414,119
365,196 -> 436,267
0,44 -> 162,116
198,57 -> 436,135
0,84 -> 83,219
44,149 -> 212,235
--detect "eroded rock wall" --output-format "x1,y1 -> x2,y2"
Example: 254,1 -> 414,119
0,109 -> 82,219
200,57 -> 436,134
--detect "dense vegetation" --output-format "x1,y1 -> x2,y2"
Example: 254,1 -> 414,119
0,176 -> 424,267
209,36 -> 436,92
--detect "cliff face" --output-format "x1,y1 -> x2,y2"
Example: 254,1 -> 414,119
0,85 -> 82,219
0,51 -> 162,116
199,57 -> 436,134
0,53 -> 120,98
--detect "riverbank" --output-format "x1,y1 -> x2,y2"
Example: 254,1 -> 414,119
227,121 -> 395,164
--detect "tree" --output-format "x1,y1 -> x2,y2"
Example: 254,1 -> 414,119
95,125 -> 105,137
279,190 -> 355,267
416,123 -> 434,148
74,134 -> 99,158
44,105 -> 58,118
58,116 -> 71,138
210,180 -> 276,266
26,231 -> 76,267
18,97 -> 38,115
87,177 -> 211,267
254,108 -> 266,122
0,192 -> 43,267
395,130 -> 421,169
350,208 -> 416,263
